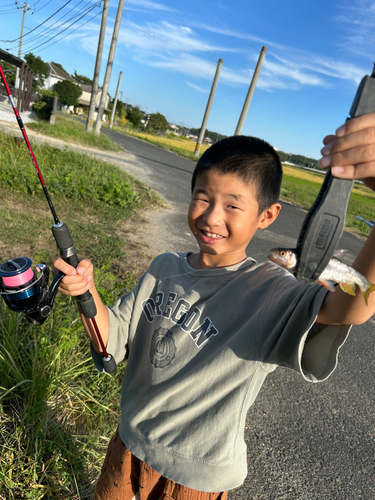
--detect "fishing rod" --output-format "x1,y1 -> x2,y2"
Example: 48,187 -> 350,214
0,64 -> 116,373
294,63 -> 375,283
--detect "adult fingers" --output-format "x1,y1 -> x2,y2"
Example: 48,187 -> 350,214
322,134 -> 337,146
336,112 -> 375,138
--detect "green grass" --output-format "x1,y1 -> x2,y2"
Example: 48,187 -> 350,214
281,164 -> 374,239
0,131 -> 163,499
27,114 -> 123,152
0,132 -> 163,268
111,123 -> 209,160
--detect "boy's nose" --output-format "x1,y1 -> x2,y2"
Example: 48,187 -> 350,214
202,204 -> 223,226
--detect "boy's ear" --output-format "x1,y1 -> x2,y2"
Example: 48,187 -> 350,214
258,203 -> 281,229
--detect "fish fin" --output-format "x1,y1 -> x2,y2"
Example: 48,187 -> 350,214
339,282 -> 356,297
361,283 -> 375,306
317,279 -> 336,292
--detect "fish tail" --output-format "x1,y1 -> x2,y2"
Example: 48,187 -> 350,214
339,282 -> 356,297
362,283 -> 375,306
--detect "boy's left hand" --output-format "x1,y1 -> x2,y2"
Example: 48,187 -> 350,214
319,111 -> 375,192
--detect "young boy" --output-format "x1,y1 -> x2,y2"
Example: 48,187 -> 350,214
55,113 -> 375,500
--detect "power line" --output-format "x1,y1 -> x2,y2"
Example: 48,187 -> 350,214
4,0 -> 73,43
0,8 -> 19,14
22,2 -> 99,54
33,0 -> 53,12
27,7 -> 102,54
11,0 -> 91,50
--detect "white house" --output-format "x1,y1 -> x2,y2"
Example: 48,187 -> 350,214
45,62 -> 73,90
44,63 -> 110,118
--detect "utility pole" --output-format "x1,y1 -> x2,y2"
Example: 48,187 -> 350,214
109,71 -> 122,128
15,1 -> 33,89
95,0 -> 125,136
234,46 -> 267,136
193,58 -> 223,158
86,0 -> 109,132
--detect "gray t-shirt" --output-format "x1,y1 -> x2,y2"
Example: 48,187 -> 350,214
92,252 -> 350,492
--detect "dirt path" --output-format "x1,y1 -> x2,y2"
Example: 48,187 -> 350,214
0,119 -> 173,275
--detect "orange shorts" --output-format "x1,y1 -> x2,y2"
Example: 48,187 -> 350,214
93,429 -> 228,500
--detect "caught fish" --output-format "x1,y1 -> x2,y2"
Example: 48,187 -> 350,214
268,248 -> 375,306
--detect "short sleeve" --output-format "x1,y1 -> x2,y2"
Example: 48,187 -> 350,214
258,265 -> 351,382
300,323 -> 351,381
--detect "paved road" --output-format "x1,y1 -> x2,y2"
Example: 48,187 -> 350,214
105,129 -> 375,500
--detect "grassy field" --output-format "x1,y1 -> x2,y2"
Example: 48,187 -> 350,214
27,114 -> 123,152
109,123 -> 373,239
0,131 -> 163,500
281,164 -> 374,238
24,113 -> 375,239
112,124 -> 210,159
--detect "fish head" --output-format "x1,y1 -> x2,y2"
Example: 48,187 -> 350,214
268,247 -> 298,272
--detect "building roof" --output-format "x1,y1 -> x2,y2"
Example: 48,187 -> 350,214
79,83 -> 93,93
47,62 -> 73,81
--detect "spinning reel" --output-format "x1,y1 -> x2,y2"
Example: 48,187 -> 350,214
0,257 -> 65,326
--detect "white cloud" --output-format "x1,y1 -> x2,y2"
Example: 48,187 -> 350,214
334,0 -> 375,57
74,14 -> 368,94
124,0 -> 173,12
186,81 -> 209,93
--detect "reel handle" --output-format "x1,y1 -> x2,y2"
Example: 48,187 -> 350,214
52,222 -> 97,319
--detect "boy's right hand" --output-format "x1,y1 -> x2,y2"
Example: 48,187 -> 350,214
53,258 -> 93,297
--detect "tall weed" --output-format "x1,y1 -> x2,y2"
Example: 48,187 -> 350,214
0,264 -> 134,499
0,135 -> 136,209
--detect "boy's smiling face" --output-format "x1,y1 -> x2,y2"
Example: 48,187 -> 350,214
188,170 -> 281,269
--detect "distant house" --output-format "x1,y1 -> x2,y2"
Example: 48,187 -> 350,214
45,62 -> 73,90
168,123 -> 180,135
76,83 -> 110,113
44,62 -> 110,118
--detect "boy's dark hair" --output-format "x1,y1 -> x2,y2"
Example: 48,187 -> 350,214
191,135 -> 282,213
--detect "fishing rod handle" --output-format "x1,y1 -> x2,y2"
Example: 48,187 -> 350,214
52,222 -> 97,319
295,65 -> 375,284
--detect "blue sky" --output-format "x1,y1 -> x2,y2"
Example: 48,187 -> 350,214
1,0 -> 374,158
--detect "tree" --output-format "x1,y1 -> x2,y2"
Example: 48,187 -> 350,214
24,53 -> 49,91
116,99 -> 125,117
72,70 -> 93,86
126,105 -> 144,128
33,89 -> 56,120
189,128 -> 226,143
146,112 -> 168,134
54,80 -> 82,107
0,60 -> 16,86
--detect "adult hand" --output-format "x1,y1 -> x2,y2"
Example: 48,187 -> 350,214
319,112 -> 375,192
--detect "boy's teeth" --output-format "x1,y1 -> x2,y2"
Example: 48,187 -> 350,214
205,231 -> 222,239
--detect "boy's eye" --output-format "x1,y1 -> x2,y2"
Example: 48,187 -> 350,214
228,205 -> 239,210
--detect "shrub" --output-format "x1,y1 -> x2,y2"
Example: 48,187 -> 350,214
33,89 -> 56,120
